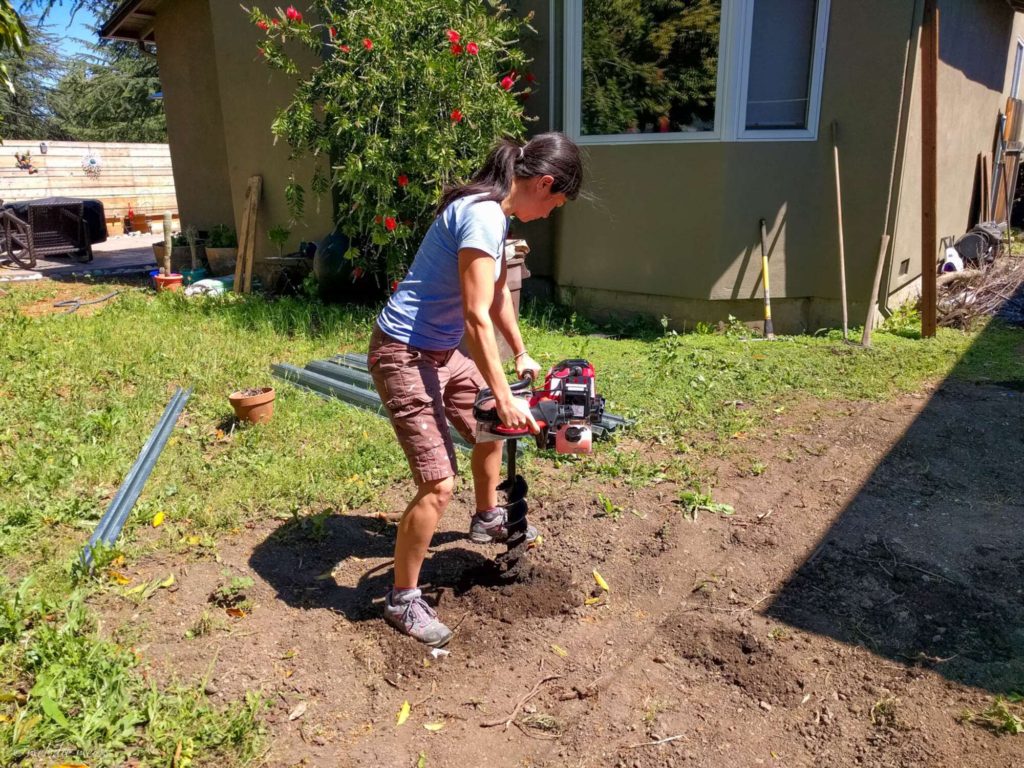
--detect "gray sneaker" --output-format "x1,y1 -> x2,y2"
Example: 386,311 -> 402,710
383,589 -> 453,648
469,506 -> 539,545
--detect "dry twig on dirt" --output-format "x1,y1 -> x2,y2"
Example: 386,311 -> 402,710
480,674 -> 561,731
626,734 -> 687,748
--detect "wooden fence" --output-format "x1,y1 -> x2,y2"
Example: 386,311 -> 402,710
1,140 -> 178,228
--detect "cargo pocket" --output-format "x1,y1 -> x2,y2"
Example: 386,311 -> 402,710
385,391 -> 434,420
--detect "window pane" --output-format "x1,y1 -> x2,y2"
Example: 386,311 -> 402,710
746,0 -> 817,130
580,0 -> 721,136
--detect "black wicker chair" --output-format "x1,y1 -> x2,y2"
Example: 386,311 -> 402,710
0,202 -> 93,270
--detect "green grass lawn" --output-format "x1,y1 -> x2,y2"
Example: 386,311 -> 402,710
1,281 -> 1021,765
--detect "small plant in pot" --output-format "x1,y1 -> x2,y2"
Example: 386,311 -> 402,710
205,225 -> 238,277
268,225 -> 291,258
228,387 -> 276,424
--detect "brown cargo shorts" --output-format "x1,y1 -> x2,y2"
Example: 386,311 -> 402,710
368,324 -> 484,485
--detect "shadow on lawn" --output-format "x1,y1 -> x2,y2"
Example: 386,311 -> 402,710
767,310 -> 1024,694
248,513 -> 495,623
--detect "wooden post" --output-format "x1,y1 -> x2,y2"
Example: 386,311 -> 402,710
860,234 -> 890,348
831,121 -> 849,340
234,176 -> 262,294
920,0 -> 938,338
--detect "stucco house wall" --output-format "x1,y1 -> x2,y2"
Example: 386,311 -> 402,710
152,0 -> 233,231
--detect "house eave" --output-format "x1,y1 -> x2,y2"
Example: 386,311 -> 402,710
1010,0 -> 1024,12
98,0 -> 163,43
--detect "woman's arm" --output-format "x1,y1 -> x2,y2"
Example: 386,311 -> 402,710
459,248 -> 538,433
490,262 -> 540,380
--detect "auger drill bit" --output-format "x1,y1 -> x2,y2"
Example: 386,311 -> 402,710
494,437 -> 531,579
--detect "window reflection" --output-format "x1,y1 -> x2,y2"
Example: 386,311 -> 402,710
746,0 -> 817,130
580,0 -> 721,137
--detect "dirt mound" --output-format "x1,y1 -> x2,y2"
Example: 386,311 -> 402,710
662,617 -> 802,708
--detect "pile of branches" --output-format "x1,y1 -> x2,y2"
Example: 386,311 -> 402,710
937,252 -> 1024,328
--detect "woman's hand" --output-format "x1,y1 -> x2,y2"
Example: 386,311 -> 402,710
497,395 -> 539,434
514,352 -> 541,382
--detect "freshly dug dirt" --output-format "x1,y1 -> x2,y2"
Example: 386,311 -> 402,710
96,378 -> 1024,767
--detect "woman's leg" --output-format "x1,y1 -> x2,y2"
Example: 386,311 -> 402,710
393,476 -> 454,589
470,440 -> 503,513
384,476 -> 455,647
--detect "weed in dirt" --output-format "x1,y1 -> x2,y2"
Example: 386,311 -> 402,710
186,610 -> 216,639
210,575 -> 255,609
641,695 -> 673,725
958,695 -> 1024,735
750,460 -> 768,477
595,493 -> 623,521
677,489 -> 735,522
880,300 -> 923,340
518,712 -> 561,734
870,694 -> 901,729
767,627 -> 790,642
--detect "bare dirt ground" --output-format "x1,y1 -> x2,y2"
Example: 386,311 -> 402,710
96,377 -> 1024,767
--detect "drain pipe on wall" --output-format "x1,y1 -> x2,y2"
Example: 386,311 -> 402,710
862,0 -> 924,347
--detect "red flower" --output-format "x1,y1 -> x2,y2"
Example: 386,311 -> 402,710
340,44 -> 350,53
446,29 -> 460,43
391,280 -> 400,293
363,38 -> 373,50
466,41 -> 479,55
329,27 -> 337,38
500,76 -> 515,91
526,72 -> 537,83
256,20 -> 269,31
450,109 -> 463,123
271,18 -> 279,26
352,266 -> 364,280
384,217 -> 397,232
285,6 -> 302,22
397,174 -> 409,187
450,43 -> 463,56
374,215 -> 383,224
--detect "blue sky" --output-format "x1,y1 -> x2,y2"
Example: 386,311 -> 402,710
17,2 -> 99,59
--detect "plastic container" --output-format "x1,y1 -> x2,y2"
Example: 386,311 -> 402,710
181,267 -> 209,285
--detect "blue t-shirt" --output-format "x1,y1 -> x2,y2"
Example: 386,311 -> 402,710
377,195 -> 508,350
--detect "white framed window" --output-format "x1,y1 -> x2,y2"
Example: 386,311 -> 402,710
564,0 -> 830,145
1011,39 -> 1023,99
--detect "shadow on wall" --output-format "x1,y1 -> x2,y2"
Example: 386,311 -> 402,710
938,0 -> 1013,91
767,289 -> 1024,694
729,210 -> 788,303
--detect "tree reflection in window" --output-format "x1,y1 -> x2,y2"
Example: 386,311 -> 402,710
581,0 -> 721,137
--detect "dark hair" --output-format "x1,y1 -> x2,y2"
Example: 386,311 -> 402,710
436,132 -> 584,214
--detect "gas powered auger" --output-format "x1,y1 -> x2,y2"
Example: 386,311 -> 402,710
472,360 -> 605,575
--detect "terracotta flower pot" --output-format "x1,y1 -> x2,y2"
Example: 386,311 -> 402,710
229,387 -> 276,424
154,273 -> 184,292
